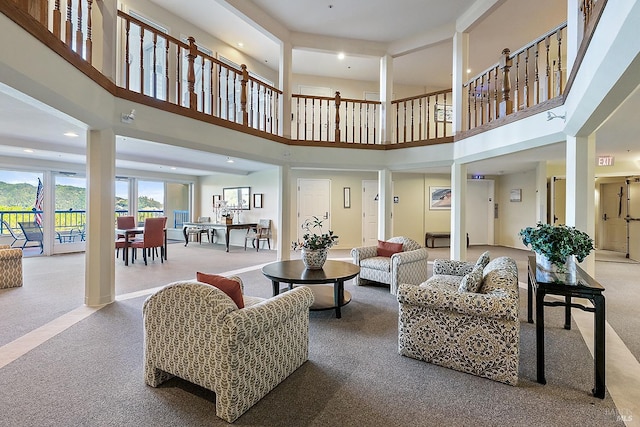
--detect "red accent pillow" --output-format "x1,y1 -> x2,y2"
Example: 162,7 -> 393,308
376,240 -> 404,257
196,272 -> 244,309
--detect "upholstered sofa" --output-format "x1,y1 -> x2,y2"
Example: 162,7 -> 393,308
351,236 -> 429,295
0,244 -> 23,289
143,277 -> 314,423
397,256 -> 520,385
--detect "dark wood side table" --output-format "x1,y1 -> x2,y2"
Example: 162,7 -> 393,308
527,256 -> 606,398
261,260 -> 360,318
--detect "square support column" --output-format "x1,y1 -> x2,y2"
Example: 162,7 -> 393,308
85,128 -> 116,306
450,162 -> 467,261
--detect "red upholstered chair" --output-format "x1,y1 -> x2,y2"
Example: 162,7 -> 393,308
115,216 -> 136,260
131,217 -> 165,265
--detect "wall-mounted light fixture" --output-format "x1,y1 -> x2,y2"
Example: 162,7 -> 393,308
121,109 -> 136,124
546,111 -> 566,121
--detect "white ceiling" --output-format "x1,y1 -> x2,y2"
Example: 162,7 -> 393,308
0,0 -> 638,179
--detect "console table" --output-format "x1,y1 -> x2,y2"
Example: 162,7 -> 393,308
527,256 -> 606,398
182,222 -> 257,252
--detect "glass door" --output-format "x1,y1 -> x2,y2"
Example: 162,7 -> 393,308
53,173 -> 86,254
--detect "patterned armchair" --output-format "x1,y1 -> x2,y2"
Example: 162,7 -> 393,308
397,256 -> 520,385
143,277 -> 314,423
350,236 -> 428,295
0,244 -> 23,289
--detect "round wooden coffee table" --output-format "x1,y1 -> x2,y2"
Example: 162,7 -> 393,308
261,260 -> 360,318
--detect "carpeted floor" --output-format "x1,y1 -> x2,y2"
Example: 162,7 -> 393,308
0,243 -> 636,426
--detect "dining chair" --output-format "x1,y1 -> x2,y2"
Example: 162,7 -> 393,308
186,216 -> 211,244
131,217 -> 165,265
115,216 -> 136,260
244,219 -> 271,251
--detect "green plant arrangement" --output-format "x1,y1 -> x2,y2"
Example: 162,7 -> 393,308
519,222 -> 594,267
292,216 -> 339,250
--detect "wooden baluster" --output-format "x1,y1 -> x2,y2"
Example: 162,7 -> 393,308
240,64 -> 248,126
467,84 -> 472,130
217,64 -> 222,117
533,43 -> 540,105
365,103 -> 370,144
395,102 -> 399,143
164,38 -> 169,102
373,104 -> 377,144
152,33 -> 157,98
326,99 -> 330,141
555,29 -> 563,97
334,92 -> 341,142
426,97 -> 430,139
499,48 -> 513,118
303,98 -> 307,140
402,101 -> 407,143
209,61 -> 214,115
186,37 -> 197,110
410,99 -> 415,142
86,0 -> 93,64
418,98 -> 423,140
480,75 -> 486,124
139,26 -> 144,95
523,48 -> 529,109
125,19 -> 130,90
53,0 -> 62,39
176,46 -> 182,107
75,0 -> 83,57
443,92 -> 448,137
494,66 -> 499,120
66,0 -> 73,46
352,102 -> 356,142
200,59 -> 205,110
544,36 -> 551,101
514,53 -> 520,112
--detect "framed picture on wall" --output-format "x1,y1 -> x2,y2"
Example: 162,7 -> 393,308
510,189 -> 522,202
253,193 -> 263,208
429,187 -> 451,210
434,104 -> 453,122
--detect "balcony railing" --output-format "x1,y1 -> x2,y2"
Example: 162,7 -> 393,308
463,22 -> 567,131
0,209 -> 166,244
1,0 -> 605,146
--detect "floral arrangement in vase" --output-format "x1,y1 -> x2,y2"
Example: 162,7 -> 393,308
292,216 -> 338,269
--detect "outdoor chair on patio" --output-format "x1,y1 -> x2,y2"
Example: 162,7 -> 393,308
2,220 -> 25,248
18,221 -> 44,254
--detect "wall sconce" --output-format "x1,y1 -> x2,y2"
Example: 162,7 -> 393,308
121,109 -> 136,124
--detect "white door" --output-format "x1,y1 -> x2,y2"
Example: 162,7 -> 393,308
466,179 -> 494,245
601,182 -> 627,253
297,179 -> 331,242
362,180 -> 378,246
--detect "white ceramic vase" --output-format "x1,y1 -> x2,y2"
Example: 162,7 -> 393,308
301,247 -> 328,269
535,252 -> 577,284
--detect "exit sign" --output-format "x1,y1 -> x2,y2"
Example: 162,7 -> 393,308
597,156 -> 614,166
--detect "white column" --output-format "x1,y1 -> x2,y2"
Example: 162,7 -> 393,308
535,161 -> 548,223
277,164 -> 291,261
452,31 -> 469,134
378,169 -> 393,240
565,134 -> 595,275
450,162 -> 467,261
85,129 -> 116,306
379,54 -> 393,144
279,41 -> 293,139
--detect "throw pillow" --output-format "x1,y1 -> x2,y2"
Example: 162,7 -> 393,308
377,240 -> 404,257
196,272 -> 244,308
458,264 -> 484,293
475,251 -> 491,270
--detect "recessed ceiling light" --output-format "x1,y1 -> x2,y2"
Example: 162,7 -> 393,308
237,42 -> 244,48
170,167 -> 177,170
24,149 -> 34,153
337,52 -> 345,60
64,132 -> 79,137
226,157 -> 234,163
467,68 -> 471,74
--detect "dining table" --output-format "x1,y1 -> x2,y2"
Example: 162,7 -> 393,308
116,227 -> 168,266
